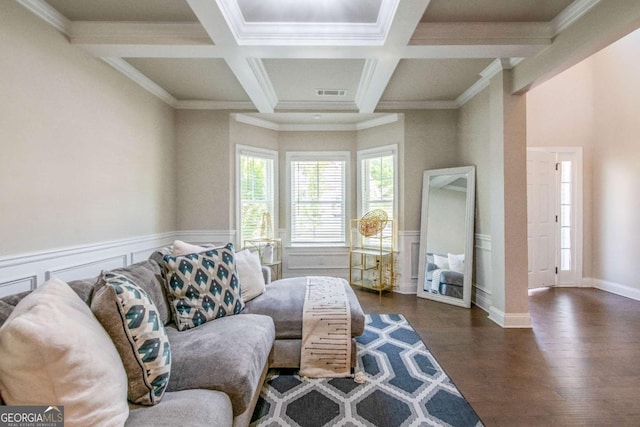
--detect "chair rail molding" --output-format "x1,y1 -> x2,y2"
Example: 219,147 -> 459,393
0,230 -> 236,297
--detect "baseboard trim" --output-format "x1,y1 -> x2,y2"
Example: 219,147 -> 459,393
488,306 -> 532,328
585,277 -> 640,302
473,285 -> 492,313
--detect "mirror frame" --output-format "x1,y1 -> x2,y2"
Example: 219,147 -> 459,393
416,166 -> 476,308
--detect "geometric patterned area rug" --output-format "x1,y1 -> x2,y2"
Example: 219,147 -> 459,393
251,314 -> 484,427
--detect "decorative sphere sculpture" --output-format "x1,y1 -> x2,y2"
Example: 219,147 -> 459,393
358,209 -> 388,237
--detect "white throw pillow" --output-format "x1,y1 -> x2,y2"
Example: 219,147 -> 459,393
235,249 -> 267,302
0,278 -> 129,427
171,239 -> 207,256
433,254 -> 450,270
448,253 -> 465,273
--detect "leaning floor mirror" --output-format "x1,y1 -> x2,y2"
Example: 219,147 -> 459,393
417,166 -> 475,308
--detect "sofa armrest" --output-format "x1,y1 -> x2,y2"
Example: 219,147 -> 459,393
261,266 -> 271,284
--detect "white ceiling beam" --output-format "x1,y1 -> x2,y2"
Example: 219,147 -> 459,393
354,0 -> 430,113
187,0 -> 276,113
384,0 -> 432,46
73,44 -> 228,58
69,22 -> 211,45
355,57 -> 401,113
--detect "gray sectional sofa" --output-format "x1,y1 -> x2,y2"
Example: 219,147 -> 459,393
0,251 -> 365,427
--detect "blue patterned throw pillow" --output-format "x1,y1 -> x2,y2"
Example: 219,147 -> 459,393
91,272 -> 171,405
160,242 -> 245,331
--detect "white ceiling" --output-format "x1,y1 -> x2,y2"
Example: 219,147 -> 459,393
20,0 -> 598,126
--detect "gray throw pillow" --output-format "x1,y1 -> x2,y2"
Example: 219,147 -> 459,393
92,272 -> 171,406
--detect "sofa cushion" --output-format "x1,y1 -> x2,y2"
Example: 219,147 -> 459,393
165,313 -> 274,416
126,389 -> 233,427
0,278 -> 129,426
108,260 -> 171,326
92,272 -> 172,406
241,277 -> 366,339
235,249 -> 266,302
160,243 -> 245,331
171,239 -> 207,256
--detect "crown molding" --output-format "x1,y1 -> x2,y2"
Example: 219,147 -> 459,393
356,114 -> 399,130
234,113 -> 400,132
455,58 -> 522,107
175,100 -> 255,110
376,100 -> 458,110
101,57 -> 177,106
216,0 -> 399,46
234,113 -> 280,131
551,0 -> 601,36
17,0 -> 71,34
278,123 -> 357,132
276,101 -> 358,111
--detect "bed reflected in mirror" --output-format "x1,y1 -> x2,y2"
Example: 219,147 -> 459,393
417,166 -> 475,308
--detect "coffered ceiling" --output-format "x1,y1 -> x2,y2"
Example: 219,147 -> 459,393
20,0 -> 596,123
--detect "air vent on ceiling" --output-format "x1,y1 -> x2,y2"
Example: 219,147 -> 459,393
316,89 -> 347,97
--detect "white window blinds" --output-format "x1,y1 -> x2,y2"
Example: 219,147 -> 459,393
289,152 -> 348,245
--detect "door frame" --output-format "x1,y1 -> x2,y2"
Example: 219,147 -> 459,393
527,146 -> 583,287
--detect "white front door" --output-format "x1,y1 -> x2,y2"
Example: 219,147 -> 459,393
527,150 -> 557,289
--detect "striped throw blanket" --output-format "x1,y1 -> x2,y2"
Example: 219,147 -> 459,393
299,276 -> 352,378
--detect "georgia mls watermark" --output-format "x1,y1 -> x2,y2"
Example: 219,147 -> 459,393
0,406 -> 64,427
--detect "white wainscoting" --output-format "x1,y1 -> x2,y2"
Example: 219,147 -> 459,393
0,230 -> 236,297
473,233 -> 493,312
283,247 -> 350,280
395,231 -> 420,294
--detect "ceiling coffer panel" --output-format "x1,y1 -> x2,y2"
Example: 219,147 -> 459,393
45,0 -> 199,22
126,58 -> 251,102
263,59 -> 365,102
382,59 -> 493,102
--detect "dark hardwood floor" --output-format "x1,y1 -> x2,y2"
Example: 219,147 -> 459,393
355,287 -> 640,426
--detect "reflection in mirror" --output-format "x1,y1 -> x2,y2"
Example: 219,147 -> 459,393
417,166 -> 475,308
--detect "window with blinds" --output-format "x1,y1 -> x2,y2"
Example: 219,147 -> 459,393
358,145 -> 397,247
237,146 -> 277,245
287,152 -> 349,245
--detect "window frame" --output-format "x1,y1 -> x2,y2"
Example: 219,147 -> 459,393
286,151 -> 351,247
235,144 -> 278,246
357,144 -> 398,220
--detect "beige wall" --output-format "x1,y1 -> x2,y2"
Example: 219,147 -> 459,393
591,29 -> 640,289
458,88 -> 491,235
0,2 -> 176,256
174,110 -> 231,230
402,110 -> 459,231
527,28 -> 640,291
